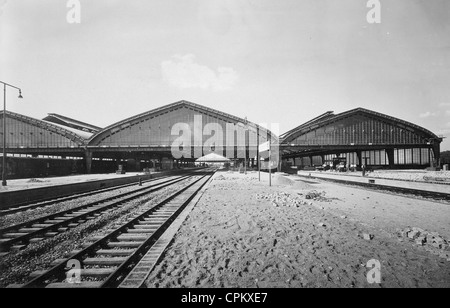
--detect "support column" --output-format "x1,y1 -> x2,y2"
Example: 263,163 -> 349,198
85,150 -> 93,174
255,126 -> 260,171
386,149 -> 395,169
432,143 -> 441,168
115,156 -> 121,169
356,151 -> 362,168
135,158 -> 141,172
276,149 -> 281,172
158,156 -> 162,170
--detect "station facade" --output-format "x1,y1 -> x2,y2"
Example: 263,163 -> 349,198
0,101 -> 276,178
0,101 -> 444,179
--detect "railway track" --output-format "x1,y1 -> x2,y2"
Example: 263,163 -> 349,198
18,170 -> 215,288
0,172 -> 199,253
0,172 -> 193,216
297,174 -> 450,203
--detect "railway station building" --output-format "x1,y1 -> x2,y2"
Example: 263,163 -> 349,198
0,101 -> 276,179
279,108 -> 443,171
0,101 -> 444,179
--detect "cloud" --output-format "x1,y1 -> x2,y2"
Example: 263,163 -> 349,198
161,54 -> 238,91
435,124 -> 450,137
435,129 -> 450,138
419,111 -> 437,118
439,103 -> 450,108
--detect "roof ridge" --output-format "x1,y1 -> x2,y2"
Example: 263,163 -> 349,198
2,110 -> 88,144
280,111 -> 335,138
46,113 -> 102,131
89,100 -> 278,143
280,107 -> 440,142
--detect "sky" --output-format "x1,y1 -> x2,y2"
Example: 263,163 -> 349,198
1,0 -> 449,150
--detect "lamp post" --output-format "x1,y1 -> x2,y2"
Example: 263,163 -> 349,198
1,81 -> 23,187
244,117 -> 248,175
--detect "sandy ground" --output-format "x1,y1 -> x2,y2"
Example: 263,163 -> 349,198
285,175 -> 450,239
0,172 -> 147,192
146,171 -> 450,288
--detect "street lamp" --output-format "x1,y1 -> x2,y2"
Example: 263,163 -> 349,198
1,81 -> 23,187
244,117 -> 248,175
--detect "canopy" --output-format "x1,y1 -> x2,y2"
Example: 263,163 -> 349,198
196,153 -> 230,163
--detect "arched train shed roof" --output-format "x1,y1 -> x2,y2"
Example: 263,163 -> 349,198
280,108 -> 441,145
43,113 -> 102,134
88,100 -> 278,146
1,110 -> 90,147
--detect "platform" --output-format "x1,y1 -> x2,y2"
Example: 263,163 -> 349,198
0,169 -> 198,210
0,173 -> 148,193
297,171 -> 450,195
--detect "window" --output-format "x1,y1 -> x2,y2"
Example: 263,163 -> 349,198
421,148 -> 430,165
380,150 -> 387,165
397,149 -> 405,164
405,149 -> 412,164
413,148 -> 421,164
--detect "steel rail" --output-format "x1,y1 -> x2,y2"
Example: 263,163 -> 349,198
21,170 -> 214,288
0,173 -> 196,252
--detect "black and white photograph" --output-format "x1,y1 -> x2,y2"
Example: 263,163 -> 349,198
0,0 -> 449,294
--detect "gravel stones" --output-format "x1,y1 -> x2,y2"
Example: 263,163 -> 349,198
415,237 -> 426,246
256,191 -> 332,209
396,227 -> 450,261
305,191 -> 329,202
256,192 -> 308,208
363,234 -> 374,241
408,230 -> 421,240
27,178 -> 50,183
